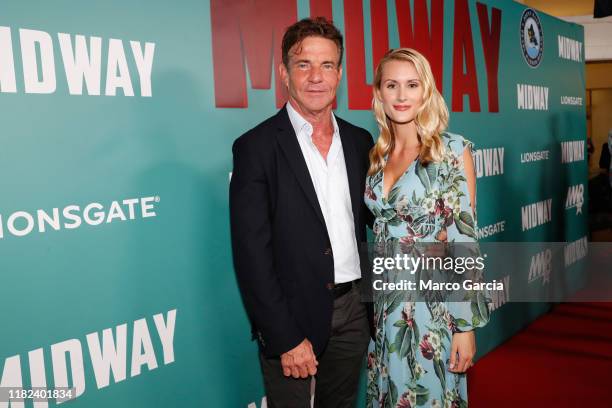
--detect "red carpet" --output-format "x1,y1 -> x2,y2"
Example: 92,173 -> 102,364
468,302 -> 612,407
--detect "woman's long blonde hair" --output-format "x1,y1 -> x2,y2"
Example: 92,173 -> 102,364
368,48 -> 449,176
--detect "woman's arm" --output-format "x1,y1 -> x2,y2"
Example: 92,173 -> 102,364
449,144 -> 478,373
463,146 -> 477,214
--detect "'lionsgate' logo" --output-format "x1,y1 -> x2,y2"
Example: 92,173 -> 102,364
520,9 -> 543,68
0,196 -> 159,239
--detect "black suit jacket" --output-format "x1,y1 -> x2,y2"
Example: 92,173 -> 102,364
230,105 -> 374,357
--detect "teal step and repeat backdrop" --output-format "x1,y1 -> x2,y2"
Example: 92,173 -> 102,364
0,0 -> 585,406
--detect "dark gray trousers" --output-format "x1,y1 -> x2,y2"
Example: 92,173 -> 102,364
259,284 -> 370,408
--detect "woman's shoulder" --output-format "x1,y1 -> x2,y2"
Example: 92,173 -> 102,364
366,168 -> 383,185
440,131 -> 475,155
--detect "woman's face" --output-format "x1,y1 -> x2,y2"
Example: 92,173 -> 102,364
377,60 -> 425,125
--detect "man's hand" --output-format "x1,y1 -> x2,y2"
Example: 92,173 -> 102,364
280,339 -> 318,378
448,331 -> 476,373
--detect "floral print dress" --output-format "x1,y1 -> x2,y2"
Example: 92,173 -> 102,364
364,133 -> 490,408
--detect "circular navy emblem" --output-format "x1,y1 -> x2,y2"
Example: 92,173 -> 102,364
520,8 -> 543,67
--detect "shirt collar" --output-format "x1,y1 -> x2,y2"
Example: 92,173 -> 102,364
286,101 -> 339,139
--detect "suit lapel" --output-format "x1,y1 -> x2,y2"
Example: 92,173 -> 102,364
338,119 -> 361,230
274,107 -> 327,227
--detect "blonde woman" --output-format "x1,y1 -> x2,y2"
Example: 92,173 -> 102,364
364,48 -> 490,407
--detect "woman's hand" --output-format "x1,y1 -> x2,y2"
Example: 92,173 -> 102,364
448,331 -> 476,373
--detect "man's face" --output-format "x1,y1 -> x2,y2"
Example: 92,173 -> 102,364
280,36 -> 342,114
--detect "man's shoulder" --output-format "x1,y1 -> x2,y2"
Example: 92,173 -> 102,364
335,115 -> 374,146
335,115 -> 368,135
233,111 -> 284,152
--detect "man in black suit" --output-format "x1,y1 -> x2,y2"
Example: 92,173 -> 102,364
230,17 -> 373,407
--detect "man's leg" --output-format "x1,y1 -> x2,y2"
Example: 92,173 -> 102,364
259,353 -> 312,408
314,283 -> 370,408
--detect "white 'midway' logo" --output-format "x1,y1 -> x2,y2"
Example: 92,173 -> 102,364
528,249 -> 552,284
0,310 -> 176,406
473,148 -> 504,178
565,184 -> 584,215
521,199 -> 552,231
517,84 -> 549,110
564,236 -> 587,267
488,275 -> 510,312
561,140 -> 585,163
558,35 -> 582,62
0,26 -> 155,96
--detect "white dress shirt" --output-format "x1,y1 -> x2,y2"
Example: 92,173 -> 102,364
286,102 -> 361,284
